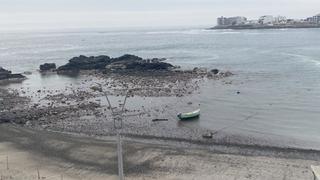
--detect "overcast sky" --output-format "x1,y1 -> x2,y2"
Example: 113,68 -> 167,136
0,0 -> 319,30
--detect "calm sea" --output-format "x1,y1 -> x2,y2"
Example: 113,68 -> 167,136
1,27 -> 320,149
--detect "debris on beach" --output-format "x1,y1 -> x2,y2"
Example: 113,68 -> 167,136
202,132 -> 215,139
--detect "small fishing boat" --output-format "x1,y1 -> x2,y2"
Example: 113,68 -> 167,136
177,109 -> 200,120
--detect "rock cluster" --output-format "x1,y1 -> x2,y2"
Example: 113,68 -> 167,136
0,67 -> 10,75
0,67 -> 25,80
107,56 -> 173,72
40,63 -> 56,72
57,54 -> 174,73
57,55 -> 111,71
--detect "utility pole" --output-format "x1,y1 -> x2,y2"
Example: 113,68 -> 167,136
97,84 -> 129,180
112,110 -> 124,180
117,131 -> 124,180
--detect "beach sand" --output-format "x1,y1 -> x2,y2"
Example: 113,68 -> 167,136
0,124 -> 318,180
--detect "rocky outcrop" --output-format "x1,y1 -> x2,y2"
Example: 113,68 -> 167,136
57,54 -> 174,72
40,63 -> 56,72
106,54 -> 174,72
57,55 -> 111,71
111,54 -> 143,62
0,67 -> 11,75
0,67 -> 26,80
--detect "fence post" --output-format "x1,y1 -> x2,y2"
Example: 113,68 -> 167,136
37,168 -> 40,180
6,156 -> 8,170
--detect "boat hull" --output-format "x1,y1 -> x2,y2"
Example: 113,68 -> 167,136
177,109 -> 200,120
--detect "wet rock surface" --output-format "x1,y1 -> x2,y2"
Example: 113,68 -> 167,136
105,54 -> 174,72
58,55 -> 111,72
40,63 -> 56,72
0,67 -> 11,75
57,54 -> 174,73
0,67 -> 26,80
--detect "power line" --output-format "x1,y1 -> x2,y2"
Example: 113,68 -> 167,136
97,83 -> 128,180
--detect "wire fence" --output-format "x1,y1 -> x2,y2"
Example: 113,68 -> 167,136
0,153 -> 65,180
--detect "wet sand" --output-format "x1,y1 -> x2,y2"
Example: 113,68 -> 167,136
1,70 -> 320,179
1,70 -> 236,147
0,124 -> 319,180
1,70 -> 319,151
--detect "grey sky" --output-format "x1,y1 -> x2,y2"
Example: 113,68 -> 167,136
0,0 -> 319,30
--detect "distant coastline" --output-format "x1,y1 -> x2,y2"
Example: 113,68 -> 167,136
210,24 -> 320,30
210,13 -> 320,30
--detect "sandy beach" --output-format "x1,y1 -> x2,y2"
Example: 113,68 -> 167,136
0,124 -> 318,180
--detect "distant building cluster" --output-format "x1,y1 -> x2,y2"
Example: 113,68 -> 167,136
217,13 -> 320,26
217,16 -> 247,26
306,14 -> 320,24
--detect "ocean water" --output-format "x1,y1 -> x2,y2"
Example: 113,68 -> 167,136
1,27 -> 320,149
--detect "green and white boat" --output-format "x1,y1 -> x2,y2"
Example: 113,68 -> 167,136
177,109 -> 200,120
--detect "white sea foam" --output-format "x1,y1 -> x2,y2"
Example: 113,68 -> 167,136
145,29 -> 246,36
0,51 -> 17,57
0,47 -> 9,50
283,53 -> 320,66
145,29 -> 203,35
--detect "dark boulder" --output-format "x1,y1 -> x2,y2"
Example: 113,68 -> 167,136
0,67 -> 11,75
210,69 -> 219,75
0,67 -> 26,80
40,63 -> 56,71
58,55 -> 111,71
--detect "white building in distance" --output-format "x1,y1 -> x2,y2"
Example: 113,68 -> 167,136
259,15 -> 274,25
215,13 -> 320,27
274,16 -> 287,24
306,13 -> 320,24
217,16 -> 247,26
